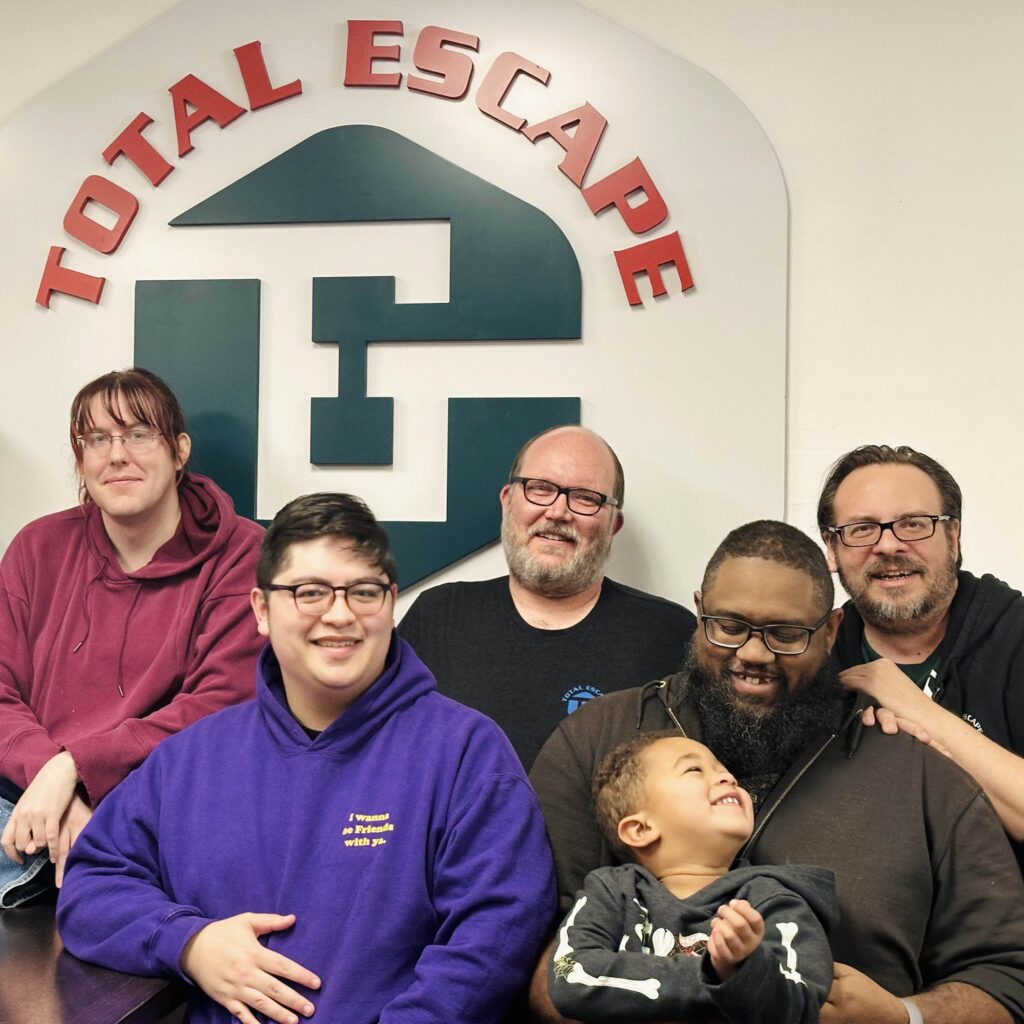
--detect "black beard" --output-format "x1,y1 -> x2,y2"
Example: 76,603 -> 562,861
684,646 -> 847,786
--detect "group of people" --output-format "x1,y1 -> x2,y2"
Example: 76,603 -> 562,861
0,368 -> 1021,1024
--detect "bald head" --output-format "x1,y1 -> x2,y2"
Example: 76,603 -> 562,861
501,425 -> 624,599
509,425 -> 624,507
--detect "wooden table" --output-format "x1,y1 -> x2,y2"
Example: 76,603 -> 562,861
0,904 -> 185,1024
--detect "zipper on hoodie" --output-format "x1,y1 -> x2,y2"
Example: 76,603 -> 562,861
739,732 -> 836,861
648,676 -> 839,860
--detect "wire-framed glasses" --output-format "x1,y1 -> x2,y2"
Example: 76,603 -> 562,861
76,429 -> 162,452
264,582 -> 392,616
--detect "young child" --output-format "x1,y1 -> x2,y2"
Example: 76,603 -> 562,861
549,731 -> 837,1024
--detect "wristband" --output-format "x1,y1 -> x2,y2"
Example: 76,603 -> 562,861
899,997 -> 923,1024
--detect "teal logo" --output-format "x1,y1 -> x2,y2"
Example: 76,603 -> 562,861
562,684 -> 604,714
135,126 -> 582,585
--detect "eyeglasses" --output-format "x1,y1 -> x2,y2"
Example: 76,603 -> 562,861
700,612 -> 832,655
264,582 -> 392,617
76,429 -> 162,453
510,476 -> 621,516
827,515 -> 954,548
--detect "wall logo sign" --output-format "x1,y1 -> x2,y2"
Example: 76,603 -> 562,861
37,24 -> 694,312
30,21 -> 698,585
139,124 -> 583,584
2,2 -> 787,601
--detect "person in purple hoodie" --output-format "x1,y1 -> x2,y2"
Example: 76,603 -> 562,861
57,492 -> 557,1024
0,368 -> 263,903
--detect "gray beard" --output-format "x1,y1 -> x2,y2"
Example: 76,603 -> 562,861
684,646 -> 847,785
501,509 -> 612,599
837,554 -> 958,632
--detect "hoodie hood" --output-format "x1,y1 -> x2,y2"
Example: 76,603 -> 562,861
834,570 -> 1022,669
84,472 -> 241,581
719,861 -> 839,932
630,860 -> 838,934
940,571 -> 1022,662
256,633 -> 437,758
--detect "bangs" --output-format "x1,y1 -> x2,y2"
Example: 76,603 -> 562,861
77,382 -> 171,440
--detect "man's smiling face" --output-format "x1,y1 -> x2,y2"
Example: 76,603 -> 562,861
499,427 -> 622,598
826,463 -> 959,630
251,536 -> 395,730
695,556 -> 839,711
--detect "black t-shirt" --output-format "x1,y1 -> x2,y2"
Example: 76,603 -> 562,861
399,576 -> 696,768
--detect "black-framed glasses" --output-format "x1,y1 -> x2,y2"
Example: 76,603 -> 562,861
265,582 -> 392,617
510,476 -> 620,516
827,515 -> 954,548
700,612 -> 832,655
76,428 -> 162,453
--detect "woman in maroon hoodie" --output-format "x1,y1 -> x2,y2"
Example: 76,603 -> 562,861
0,368 -> 264,901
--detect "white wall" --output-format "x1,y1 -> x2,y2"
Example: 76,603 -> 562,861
4,0 -> 1023,591
578,0 -> 1024,589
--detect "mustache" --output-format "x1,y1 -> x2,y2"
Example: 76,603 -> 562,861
527,523 -> 580,543
864,556 -> 926,576
725,662 -> 783,682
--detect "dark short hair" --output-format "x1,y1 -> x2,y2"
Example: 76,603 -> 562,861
70,368 -> 188,503
817,445 -> 963,568
592,731 -> 680,861
508,425 -> 625,507
257,493 -> 398,587
702,520 -> 834,613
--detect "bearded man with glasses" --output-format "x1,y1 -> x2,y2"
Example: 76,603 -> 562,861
0,368 -> 263,905
818,444 -> 1024,873
529,520 -> 1024,1024
400,425 -> 695,770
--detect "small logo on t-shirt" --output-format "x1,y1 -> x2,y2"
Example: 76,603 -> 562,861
963,713 -> 984,733
562,685 -> 603,714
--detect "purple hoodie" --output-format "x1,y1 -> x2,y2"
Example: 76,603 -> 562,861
58,636 -> 557,1023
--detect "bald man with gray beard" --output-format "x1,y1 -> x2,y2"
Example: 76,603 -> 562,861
399,425 -> 694,768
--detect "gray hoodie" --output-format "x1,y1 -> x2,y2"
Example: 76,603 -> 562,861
550,860 -> 837,1024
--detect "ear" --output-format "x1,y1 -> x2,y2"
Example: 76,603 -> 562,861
823,532 -> 839,573
693,590 -> 702,613
611,510 -> 624,536
618,813 -> 660,852
947,518 -> 961,563
499,483 -> 511,507
250,587 -> 271,639
174,432 -> 192,470
821,607 -> 844,653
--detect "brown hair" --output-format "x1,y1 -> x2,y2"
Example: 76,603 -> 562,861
817,445 -> 962,568
70,368 -> 188,503
592,731 -> 680,861
257,492 -> 398,588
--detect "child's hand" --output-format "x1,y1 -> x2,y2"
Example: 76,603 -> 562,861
708,899 -> 765,980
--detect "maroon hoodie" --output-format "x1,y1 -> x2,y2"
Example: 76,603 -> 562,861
0,473 -> 263,802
